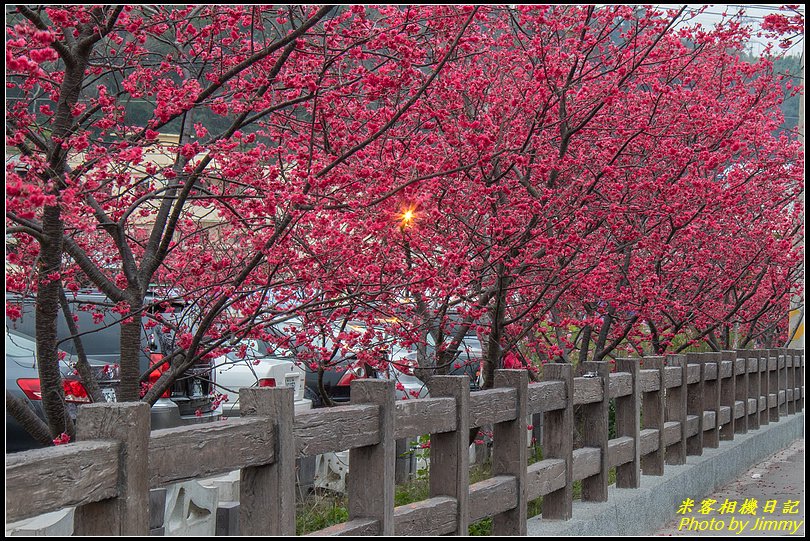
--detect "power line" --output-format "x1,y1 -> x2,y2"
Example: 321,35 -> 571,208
682,4 -> 804,21
732,5 -> 805,14
696,11 -> 772,21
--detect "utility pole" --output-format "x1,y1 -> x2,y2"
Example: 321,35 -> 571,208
788,34 -> 805,349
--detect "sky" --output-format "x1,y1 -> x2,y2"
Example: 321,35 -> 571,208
681,4 -> 805,57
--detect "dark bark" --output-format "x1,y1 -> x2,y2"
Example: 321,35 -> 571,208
578,324 -> 592,364
483,263 -> 513,389
593,310 -> 614,358
58,287 -> 104,403
593,315 -> 639,362
22,5 -> 114,440
6,392 -> 54,446
722,323 -> 731,350
648,320 -> 662,355
119,294 -> 144,402
36,206 -> 74,439
317,366 -> 334,408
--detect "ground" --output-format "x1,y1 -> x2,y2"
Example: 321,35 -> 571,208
656,438 -> 805,536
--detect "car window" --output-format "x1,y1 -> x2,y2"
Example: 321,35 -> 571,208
254,339 -> 294,357
463,337 -> 482,351
7,299 -> 138,356
5,330 -> 36,357
55,310 -> 125,356
5,307 -> 36,338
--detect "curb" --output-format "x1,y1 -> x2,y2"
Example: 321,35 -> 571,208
526,413 -> 805,536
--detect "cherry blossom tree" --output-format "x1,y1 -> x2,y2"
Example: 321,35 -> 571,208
321,5 -> 803,382
5,5 -> 803,445
6,4 -> 482,439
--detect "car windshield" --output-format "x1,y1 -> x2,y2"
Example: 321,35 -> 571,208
463,336 -> 482,352
224,336 -> 293,359
6,307 -> 123,356
253,339 -> 294,357
6,296 -> 190,357
5,329 -> 36,358
63,312 -> 123,356
5,328 -> 77,369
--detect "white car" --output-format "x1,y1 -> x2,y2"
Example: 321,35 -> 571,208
213,339 -> 311,416
382,337 -> 484,400
385,346 -> 429,400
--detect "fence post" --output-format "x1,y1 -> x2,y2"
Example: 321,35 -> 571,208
793,349 -> 804,411
784,349 -> 791,414
73,402 -> 150,535
777,348 -> 788,416
791,348 -> 799,413
759,349 -> 779,425
665,354 -> 687,465
767,349 -> 779,421
746,351 -> 760,430
790,349 -> 796,411
615,358 -> 640,487
733,350 -> 748,434
239,386 -> 295,536
348,378 -> 395,535
756,349 -> 771,426
492,369 -> 528,535
579,361 -> 610,501
701,353 -> 721,448
428,375 -> 470,535
756,351 -> 764,421
789,349 -> 801,413
542,363 -> 573,520
719,351 -> 736,440
781,348 -> 796,415
685,353 -> 705,455
641,357 -> 665,475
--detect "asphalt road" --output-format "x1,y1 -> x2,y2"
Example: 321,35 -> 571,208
656,438 -> 805,536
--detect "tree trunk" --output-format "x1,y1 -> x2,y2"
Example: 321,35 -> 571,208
7,392 -> 53,446
36,206 -> 74,439
32,27 -> 93,439
119,296 -> 144,402
578,324 -> 592,365
58,287 -> 104,403
483,265 -> 509,390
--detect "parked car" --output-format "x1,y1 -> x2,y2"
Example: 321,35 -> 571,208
213,338 -> 311,416
265,318 -> 375,408
449,335 -> 485,391
5,328 -> 112,452
272,317 -> 484,407
5,291 -> 221,453
384,346 -> 428,400
382,337 -> 484,400
303,355 -> 377,407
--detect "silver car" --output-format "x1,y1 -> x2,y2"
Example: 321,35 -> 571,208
213,339 -> 311,416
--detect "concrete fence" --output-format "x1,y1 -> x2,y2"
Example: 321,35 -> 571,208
5,348 -> 804,536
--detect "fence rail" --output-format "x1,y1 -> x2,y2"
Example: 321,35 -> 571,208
5,348 -> 805,535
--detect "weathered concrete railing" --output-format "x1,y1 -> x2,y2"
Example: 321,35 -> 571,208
5,348 -> 804,535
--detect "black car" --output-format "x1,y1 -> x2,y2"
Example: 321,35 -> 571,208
290,320 -> 380,407
303,355 -> 376,407
5,291 -> 220,452
300,322 -> 483,406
